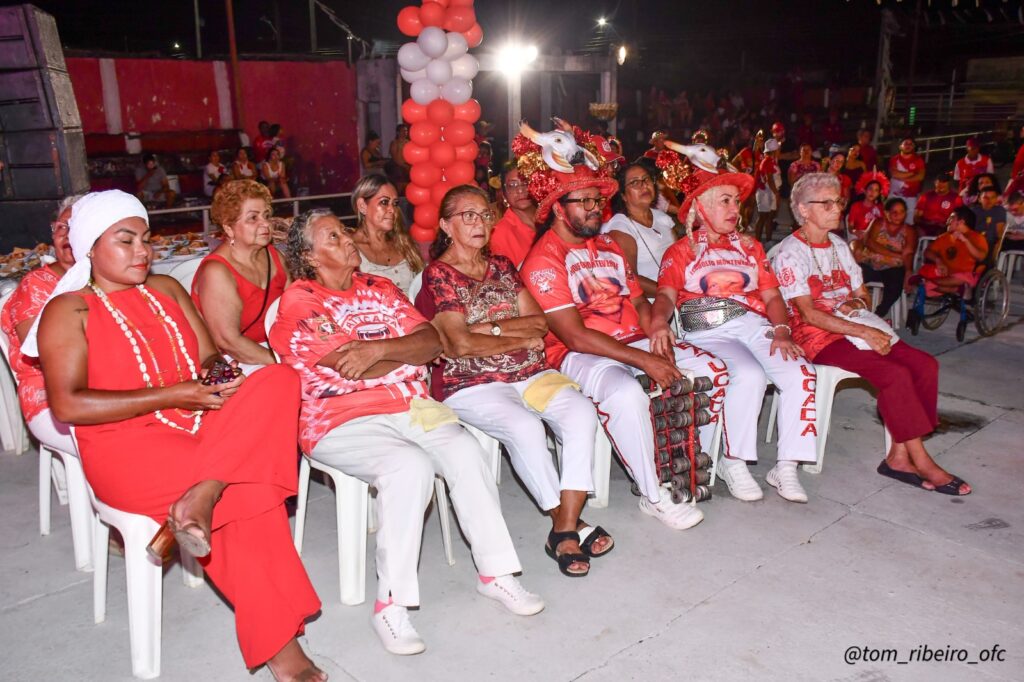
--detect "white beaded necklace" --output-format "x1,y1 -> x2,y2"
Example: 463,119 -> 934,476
89,282 -> 203,434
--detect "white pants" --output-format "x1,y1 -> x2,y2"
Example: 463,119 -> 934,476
311,410 -> 521,607
560,338 -> 729,503
444,370 -> 598,510
902,196 -> 918,225
683,314 -> 817,463
756,188 -> 778,213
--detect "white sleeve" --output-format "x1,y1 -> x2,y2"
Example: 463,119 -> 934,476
986,158 -> 994,174
600,213 -> 631,236
773,242 -> 813,300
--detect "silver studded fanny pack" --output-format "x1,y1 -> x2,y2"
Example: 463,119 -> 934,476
677,296 -> 748,332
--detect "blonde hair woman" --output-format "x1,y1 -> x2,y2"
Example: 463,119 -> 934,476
349,174 -> 424,296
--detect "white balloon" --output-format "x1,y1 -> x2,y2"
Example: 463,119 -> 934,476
400,68 -> 426,84
417,26 -> 448,59
425,59 -> 452,86
440,77 -> 472,105
450,54 -> 479,81
410,78 -> 441,105
441,32 -> 468,61
397,42 -> 430,71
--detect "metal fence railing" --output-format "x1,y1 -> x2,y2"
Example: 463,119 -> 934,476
875,129 -> 996,164
148,192 -> 356,237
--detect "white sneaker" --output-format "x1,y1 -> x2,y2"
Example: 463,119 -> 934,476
476,575 -> 545,616
718,457 -> 763,501
766,463 -> 808,503
371,603 -> 426,655
638,495 -> 704,530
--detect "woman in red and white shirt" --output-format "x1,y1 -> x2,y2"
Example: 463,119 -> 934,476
417,186 -> 609,578
650,155 -> 817,505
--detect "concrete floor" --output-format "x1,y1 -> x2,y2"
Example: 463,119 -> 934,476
2,294 -> 1023,682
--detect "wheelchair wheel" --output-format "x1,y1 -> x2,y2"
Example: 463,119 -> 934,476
956,319 -> 967,342
907,308 -> 921,335
921,297 -> 950,331
974,269 -> 1010,337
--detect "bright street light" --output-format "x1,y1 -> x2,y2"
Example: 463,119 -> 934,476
597,17 -> 607,27
617,45 -> 627,65
497,43 -> 539,76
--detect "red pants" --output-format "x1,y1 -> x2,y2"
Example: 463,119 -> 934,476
79,365 -> 320,668
813,339 -> 939,443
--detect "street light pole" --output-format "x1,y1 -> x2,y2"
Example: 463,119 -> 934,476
225,0 -> 245,130
193,0 -> 202,58
507,70 -> 522,157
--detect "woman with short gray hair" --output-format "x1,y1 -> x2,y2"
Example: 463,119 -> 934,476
772,173 -> 970,496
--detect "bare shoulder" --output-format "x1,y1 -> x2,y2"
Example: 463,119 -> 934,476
46,291 -> 90,317
146,273 -> 189,299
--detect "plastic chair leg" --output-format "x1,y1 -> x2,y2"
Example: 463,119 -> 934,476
590,425 -> 612,509
805,373 -> 841,474
122,523 -> 163,679
180,552 -> 205,588
765,390 -> 780,443
39,447 -> 52,536
334,473 -> 368,606
434,478 -> 455,566
708,418 -> 724,486
292,456 -> 311,553
366,491 -> 378,534
63,454 -> 95,572
92,516 -> 110,624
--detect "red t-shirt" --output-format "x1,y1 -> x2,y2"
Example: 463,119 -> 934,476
846,201 -> 882,240
756,156 -> 780,191
269,275 -> 431,453
888,153 -> 925,197
915,190 -> 962,228
416,256 -> 546,401
0,264 -> 60,421
489,209 -> 536,268
520,230 -> 645,369
858,143 -> 878,172
657,231 -> 779,317
954,154 -> 994,192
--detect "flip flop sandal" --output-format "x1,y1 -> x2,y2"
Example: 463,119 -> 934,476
876,460 -> 925,489
928,475 -> 971,496
577,524 -> 614,558
545,530 -> 590,578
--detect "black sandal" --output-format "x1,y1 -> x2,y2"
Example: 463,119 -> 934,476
876,460 -> 925,489
928,475 -> 971,496
577,524 -> 614,558
545,530 -> 590,577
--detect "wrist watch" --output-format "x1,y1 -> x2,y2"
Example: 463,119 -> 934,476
490,323 -> 501,336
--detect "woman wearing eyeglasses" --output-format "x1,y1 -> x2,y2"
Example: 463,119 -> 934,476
650,149 -> 817,504
416,185 -> 610,578
349,174 -> 424,297
489,165 -> 538,268
601,163 -> 677,298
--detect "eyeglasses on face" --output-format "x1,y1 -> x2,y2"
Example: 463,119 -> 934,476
50,221 -> 70,234
504,181 -> 527,192
805,198 -> 847,212
446,209 -> 496,225
626,176 -> 654,189
563,196 -> 608,211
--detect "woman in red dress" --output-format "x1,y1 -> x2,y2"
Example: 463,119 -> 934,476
27,190 -> 325,680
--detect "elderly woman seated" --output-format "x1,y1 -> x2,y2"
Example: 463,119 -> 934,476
772,173 -> 970,496
650,150 -> 817,504
348,174 -> 424,297
30,190 -> 324,679
191,180 -> 287,372
269,208 -> 543,657
416,185 -> 611,578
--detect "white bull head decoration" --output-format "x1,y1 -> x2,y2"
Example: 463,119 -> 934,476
519,120 -> 599,173
664,141 -> 737,173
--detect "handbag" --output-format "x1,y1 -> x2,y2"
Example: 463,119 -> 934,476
677,296 -> 748,332
833,307 -> 900,351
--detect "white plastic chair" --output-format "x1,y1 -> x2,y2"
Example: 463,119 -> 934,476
913,235 -> 937,272
0,294 -> 94,571
765,364 -> 892,474
998,249 -> 1024,284
69,428 -> 205,680
866,282 -> 907,329
264,298 -> 455,607
166,256 -> 204,293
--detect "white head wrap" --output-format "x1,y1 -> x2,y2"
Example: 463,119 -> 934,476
22,190 -> 149,357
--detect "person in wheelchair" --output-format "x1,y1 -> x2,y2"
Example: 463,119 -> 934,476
914,207 -> 988,297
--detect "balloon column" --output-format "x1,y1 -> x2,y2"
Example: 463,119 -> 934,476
396,0 -> 483,243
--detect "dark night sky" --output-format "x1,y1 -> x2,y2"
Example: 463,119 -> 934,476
16,0 -> 1024,86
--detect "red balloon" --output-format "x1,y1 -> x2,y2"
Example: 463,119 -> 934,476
414,203 -> 440,229
427,99 -> 455,126
449,0 -> 474,6
403,142 -> 430,165
453,98 -> 481,123
402,98 -> 428,124
419,1 -> 446,28
443,6 -> 475,33
445,161 -> 475,185
409,122 -> 441,147
430,181 -> 453,206
454,142 -> 478,162
396,6 -> 423,37
410,224 -> 437,243
430,142 -> 456,167
442,120 -> 475,146
406,183 -> 431,206
410,162 -> 442,187
463,23 -> 483,48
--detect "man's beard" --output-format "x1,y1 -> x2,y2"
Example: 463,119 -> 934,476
569,212 -> 602,238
